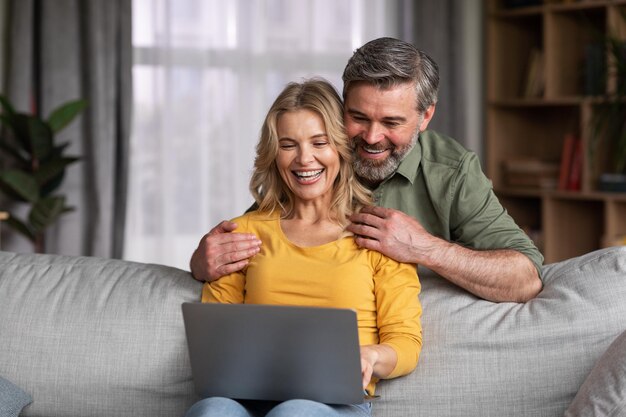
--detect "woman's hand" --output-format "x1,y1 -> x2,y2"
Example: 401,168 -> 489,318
360,345 -> 397,389
360,346 -> 378,389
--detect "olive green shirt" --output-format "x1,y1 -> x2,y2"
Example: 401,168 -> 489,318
371,130 -> 544,276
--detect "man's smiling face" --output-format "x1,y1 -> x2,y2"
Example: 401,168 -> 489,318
344,82 -> 435,186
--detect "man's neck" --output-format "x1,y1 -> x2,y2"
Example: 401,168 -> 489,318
358,176 -> 382,190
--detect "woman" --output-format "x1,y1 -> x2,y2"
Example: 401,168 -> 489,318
186,79 -> 422,417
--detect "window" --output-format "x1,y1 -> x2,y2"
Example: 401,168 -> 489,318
126,0 -> 400,269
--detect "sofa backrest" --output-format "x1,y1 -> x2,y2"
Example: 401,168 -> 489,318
2,247 -> 626,417
376,246 -> 626,416
0,251 -> 202,417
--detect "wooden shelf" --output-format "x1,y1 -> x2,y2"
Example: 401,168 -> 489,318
486,0 -> 626,263
496,187 -> 626,201
490,0 -> 626,15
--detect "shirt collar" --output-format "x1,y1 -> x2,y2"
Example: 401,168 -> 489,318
391,134 -> 423,185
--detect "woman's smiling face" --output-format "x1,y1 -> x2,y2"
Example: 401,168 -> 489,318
276,109 -> 340,207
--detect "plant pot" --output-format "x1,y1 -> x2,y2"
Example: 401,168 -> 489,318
598,173 -> 626,192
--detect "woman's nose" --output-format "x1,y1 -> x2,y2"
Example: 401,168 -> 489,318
296,145 -> 314,164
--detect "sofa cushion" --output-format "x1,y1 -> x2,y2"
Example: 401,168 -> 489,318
375,246 -> 626,417
564,329 -> 626,417
0,376 -> 32,417
0,251 -> 203,417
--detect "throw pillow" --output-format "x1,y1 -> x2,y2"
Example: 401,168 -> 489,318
0,376 -> 32,417
564,330 -> 626,417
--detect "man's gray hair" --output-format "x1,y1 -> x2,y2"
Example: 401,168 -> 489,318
342,37 -> 439,112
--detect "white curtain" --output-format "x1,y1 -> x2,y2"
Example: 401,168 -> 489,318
125,0 -> 401,269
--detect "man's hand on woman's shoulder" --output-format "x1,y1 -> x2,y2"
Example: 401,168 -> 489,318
347,206 -> 435,265
189,220 -> 262,282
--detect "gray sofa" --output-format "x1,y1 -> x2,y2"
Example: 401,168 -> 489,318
1,247 -> 625,417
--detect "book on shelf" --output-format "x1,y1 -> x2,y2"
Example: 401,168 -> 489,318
522,48 -> 545,98
615,41 -> 626,94
502,157 -> 559,190
567,138 -> 583,191
584,42 -> 607,96
502,0 -> 541,9
558,133 -> 582,191
558,134 -> 575,190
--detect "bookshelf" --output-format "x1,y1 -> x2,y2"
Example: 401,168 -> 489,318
485,0 -> 626,263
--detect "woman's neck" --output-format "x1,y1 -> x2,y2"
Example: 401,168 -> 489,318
287,199 -> 333,222
280,203 -> 344,247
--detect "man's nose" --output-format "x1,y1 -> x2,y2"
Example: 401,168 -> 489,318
362,123 -> 384,144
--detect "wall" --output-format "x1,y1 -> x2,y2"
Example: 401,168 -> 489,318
0,0 -> 6,93
462,0 -> 484,161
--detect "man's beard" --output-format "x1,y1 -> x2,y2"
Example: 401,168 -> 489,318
352,128 -> 419,186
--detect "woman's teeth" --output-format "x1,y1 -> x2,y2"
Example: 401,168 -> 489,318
294,169 -> 323,180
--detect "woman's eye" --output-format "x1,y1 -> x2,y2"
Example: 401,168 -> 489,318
279,143 -> 295,149
313,141 -> 328,147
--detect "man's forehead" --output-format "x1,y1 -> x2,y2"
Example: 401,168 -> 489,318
344,82 -> 419,115
346,82 -> 415,102
346,80 -> 414,95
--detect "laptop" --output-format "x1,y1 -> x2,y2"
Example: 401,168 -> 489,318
181,302 -> 366,405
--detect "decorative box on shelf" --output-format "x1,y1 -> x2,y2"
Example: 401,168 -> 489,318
598,174 -> 626,193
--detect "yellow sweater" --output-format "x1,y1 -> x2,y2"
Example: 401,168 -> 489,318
202,211 -> 422,392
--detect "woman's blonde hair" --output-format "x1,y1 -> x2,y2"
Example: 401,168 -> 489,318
250,78 -> 371,225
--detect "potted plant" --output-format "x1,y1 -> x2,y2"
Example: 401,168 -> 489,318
0,96 -> 86,252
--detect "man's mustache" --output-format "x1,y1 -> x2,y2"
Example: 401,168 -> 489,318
352,137 -> 394,153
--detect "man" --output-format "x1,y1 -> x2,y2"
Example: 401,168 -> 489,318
190,37 -> 543,303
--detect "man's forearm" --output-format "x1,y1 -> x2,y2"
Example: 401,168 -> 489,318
347,206 -> 542,302
420,238 -> 542,303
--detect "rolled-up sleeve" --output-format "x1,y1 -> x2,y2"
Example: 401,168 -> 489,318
450,152 -> 544,277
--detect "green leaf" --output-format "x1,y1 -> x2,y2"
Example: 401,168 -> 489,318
28,196 -> 66,233
10,114 -> 34,153
27,116 -> 53,160
4,215 -> 35,241
34,156 -> 79,187
0,113 -> 16,132
0,170 -> 39,202
47,99 -> 87,133
49,142 -> 71,159
0,95 -> 16,117
40,173 -> 65,197
0,139 -> 29,163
